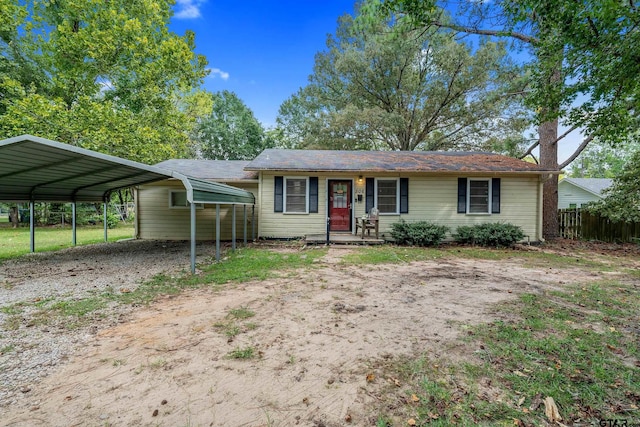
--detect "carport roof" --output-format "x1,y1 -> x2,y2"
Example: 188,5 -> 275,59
0,135 -> 255,205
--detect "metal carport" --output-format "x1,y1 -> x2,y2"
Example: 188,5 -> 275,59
0,135 -> 255,273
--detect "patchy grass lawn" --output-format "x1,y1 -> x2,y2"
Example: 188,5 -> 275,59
354,246 -> 640,427
0,224 -> 134,260
2,247 -> 328,332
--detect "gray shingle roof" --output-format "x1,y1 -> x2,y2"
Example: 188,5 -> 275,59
561,178 -> 613,196
155,159 -> 258,181
245,149 -> 557,173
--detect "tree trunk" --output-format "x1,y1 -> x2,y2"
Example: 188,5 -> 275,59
539,118 -> 559,239
9,206 -> 19,228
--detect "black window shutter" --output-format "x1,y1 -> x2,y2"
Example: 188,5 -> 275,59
365,177 -> 375,213
274,176 -> 283,212
400,178 -> 409,213
457,177 -> 467,213
492,178 -> 501,214
309,177 -> 318,213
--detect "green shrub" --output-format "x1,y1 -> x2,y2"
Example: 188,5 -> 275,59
390,220 -> 449,246
106,212 -> 120,229
454,222 -> 525,247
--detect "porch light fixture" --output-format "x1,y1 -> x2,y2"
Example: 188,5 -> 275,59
358,175 -> 363,183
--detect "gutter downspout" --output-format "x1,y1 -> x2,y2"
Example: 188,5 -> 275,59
190,201 -> 196,274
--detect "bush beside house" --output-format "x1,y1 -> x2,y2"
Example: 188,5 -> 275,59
454,222 -> 525,247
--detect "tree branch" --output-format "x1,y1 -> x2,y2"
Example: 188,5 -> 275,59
519,140 -> 539,159
559,134 -> 594,170
554,124 -> 580,144
432,20 -> 538,44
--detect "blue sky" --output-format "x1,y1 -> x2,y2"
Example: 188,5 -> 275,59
169,0 -> 356,127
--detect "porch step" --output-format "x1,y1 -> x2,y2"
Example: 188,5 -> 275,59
304,233 -> 385,245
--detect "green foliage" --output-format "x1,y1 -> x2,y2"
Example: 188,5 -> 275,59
380,0 -> 640,149
227,346 -> 256,360
587,148 -> 640,222
105,212 -> 120,229
510,1 -> 639,145
49,298 -> 106,317
275,1 -> 528,152
569,137 -> 639,178
454,222 -> 524,247
0,0 -> 209,164
193,90 -> 274,160
228,306 -> 255,320
390,220 -> 449,246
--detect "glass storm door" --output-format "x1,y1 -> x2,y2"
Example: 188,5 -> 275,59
329,180 -> 351,231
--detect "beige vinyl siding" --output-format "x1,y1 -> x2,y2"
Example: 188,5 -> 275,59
259,174 -> 329,238
258,172 -> 542,241
137,180 -> 258,241
395,175 -> 540,240
558,182 -> 601,208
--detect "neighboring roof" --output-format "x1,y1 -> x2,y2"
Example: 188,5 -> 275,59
0,135 -> 254,205
155,159 -> 258,181
245,149 -> 558,173
560,178 -> 613,196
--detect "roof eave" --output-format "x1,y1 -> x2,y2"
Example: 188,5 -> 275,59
561,180 -> 604,197
246,168 -> 561,175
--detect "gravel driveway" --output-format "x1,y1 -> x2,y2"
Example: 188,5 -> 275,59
0,239 -> 220,408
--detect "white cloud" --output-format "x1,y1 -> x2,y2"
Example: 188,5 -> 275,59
174,0 -> 205,19
207,67 -> 230,81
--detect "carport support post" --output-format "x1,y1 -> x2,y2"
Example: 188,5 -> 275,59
251,205 -> 255,241
72,202 -> 77,246
231,204 -> 236,251
29,201 -> 35,253
190,201 -> 196,274
215,204 -> 221,262
243,205 -> 247,246
103,202 -> 108,242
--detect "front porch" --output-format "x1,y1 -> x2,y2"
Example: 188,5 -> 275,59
305,232 -> 385,245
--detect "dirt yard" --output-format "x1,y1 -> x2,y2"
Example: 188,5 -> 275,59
0,241 -> 635,426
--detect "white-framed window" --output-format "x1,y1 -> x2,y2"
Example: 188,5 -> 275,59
284,177 -> 308,213
467,178 -> 491,214
376,178 -> 399,214
169,190 -> 204,209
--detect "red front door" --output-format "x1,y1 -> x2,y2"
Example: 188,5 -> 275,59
329,180 -> 352,231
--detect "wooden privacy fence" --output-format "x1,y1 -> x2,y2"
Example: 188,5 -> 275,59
558,208 -> 640,242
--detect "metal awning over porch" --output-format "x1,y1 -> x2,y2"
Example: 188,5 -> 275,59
0,135 -> 255,273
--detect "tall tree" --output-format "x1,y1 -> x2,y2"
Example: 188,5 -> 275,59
376,0 -> 640,238
0,0 -> 209,164
276,6 -> 529,152
192,90 -> 273,160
